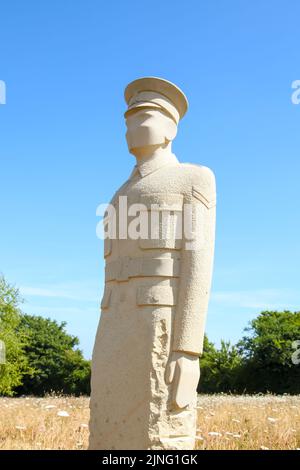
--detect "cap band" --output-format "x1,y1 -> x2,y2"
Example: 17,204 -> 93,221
125,91 -> 180,124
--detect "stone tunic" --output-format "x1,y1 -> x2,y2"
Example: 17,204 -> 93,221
89,153 -> 216,450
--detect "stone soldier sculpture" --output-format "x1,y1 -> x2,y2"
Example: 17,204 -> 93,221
89,77 -> 216,450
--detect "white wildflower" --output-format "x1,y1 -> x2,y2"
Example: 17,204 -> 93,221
57,410 -> 69,417
267,417 -> 278,423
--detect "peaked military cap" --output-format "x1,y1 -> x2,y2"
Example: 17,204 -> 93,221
124,77 -> 188,124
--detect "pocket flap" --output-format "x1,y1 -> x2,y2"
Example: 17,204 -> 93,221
104,237 -> 112,258
136,285 -> 176,306
101,285 -> 112,310
139,237 -> 182,250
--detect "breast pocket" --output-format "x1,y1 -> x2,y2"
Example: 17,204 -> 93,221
138,193 -> 183,250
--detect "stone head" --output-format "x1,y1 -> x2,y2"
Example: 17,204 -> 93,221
124,77 -> 188,156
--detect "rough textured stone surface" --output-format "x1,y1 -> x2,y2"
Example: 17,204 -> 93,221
89,77 -> 216,450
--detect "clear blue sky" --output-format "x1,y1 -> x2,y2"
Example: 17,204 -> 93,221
1,1 -> 299,358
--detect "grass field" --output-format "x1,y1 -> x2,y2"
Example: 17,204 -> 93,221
0,395 -> 299,450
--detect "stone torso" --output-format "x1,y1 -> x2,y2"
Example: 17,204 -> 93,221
89,154 -> 216,450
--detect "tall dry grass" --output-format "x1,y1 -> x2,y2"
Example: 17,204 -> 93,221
0,395 -> 299,450
195,395 -> 300,450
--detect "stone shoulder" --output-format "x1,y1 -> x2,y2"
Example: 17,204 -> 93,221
174,163 -> 216,201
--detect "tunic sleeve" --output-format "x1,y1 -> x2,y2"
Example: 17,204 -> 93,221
172,166 -> 216,355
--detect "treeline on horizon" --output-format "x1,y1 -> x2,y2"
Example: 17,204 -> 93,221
0,275 -> 300,397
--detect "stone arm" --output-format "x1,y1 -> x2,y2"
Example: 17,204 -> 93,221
165,166 -> 216,408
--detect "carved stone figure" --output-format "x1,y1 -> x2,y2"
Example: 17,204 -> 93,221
89,77 -> 216,450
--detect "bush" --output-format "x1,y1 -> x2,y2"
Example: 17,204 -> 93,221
0,276 -> 31,396
237,311 -> 300,393
16,314 -> 91,396
199,335 -> 243,393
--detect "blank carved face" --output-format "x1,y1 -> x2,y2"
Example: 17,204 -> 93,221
125,108 -> 177,151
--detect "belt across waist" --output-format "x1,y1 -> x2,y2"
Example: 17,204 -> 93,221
105,256 -> 180,282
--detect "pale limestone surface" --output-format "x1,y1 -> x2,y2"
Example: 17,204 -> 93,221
89,77 -> 216,450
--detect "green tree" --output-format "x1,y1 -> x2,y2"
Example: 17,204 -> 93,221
238,311 -> 300,393
0,276 -> 30,396
17,314 -> 91,396
198,335 -> 243,393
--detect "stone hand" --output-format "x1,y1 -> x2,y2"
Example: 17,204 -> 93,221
165,351 -> 200,410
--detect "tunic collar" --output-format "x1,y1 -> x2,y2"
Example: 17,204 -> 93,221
129,152 -> 179,178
